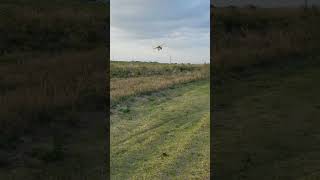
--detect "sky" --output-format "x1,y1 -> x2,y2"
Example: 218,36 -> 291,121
213,0 -> 320,7
110,0 -> 210,64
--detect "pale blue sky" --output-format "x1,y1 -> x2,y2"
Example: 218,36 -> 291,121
111,0 -> 210,64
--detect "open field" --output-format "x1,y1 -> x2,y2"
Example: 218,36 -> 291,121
111,80 -> 210,179
0,1 -> 108,179
110,61 -> 210,179
111,61 -> 209,103
212,7 -> 320,179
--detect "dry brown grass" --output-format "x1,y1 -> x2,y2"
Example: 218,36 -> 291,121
0,48 -> 107,143
110,62 -> 209,103
212,7 -> 320,71
111,71 -> 208,103
0,1 -> 108,178
0,1 -> 107,53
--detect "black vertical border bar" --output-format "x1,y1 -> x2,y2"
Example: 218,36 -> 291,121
106,2 -> 111,180
210,2 -> 214,180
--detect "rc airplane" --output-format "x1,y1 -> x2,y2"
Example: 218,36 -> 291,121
153,43 -> 165,51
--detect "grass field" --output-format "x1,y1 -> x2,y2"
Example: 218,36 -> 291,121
110,61 -> 210,179
212,6 -> 320,179
212,6 -> 320,73
111,80 -> 210,179
0,1 -> 108,179
111,61 -> 209,103
213,55 -> 320,180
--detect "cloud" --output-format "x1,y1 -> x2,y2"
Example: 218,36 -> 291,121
110,0 -> 210,64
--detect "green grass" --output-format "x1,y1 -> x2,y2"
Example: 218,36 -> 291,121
111,80 -> 210,179
212,57 -> 320,179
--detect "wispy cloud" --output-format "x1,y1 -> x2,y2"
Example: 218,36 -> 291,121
111,0 -> 210,64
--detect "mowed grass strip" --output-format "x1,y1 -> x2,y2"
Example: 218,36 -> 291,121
111,80 -> 209,179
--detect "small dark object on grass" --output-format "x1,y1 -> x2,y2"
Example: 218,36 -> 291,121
162,152 -> 169,157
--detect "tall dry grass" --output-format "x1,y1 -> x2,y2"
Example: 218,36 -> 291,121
0,49 -> 107,145
0,1 -> 108,177
111,61 -> 204,78
0,0 -> 108,144
110,62 -> 209,104
212,7 -> 320,72
0,0 -> 107,54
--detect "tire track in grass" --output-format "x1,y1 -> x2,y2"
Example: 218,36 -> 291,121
112,116 -> 208,180
132,113 -> 210,179
112,87 -> 207,149
128,113 -> 209,180
111,81 -> 209,179
161,113 -> 210,179
111,83 -> 209,179
111,82 -> 208,146
112,109 -> 202,157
